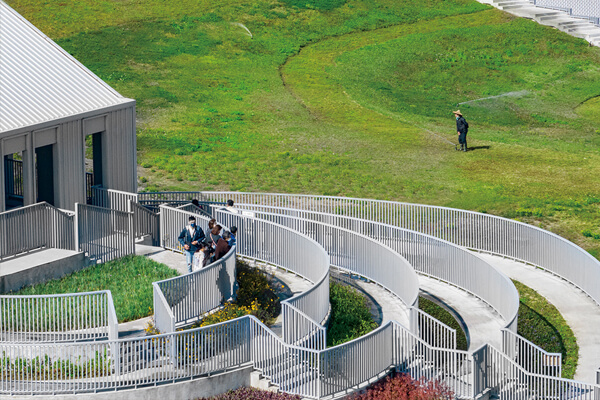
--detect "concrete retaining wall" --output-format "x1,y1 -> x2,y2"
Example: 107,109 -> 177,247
0,249 -> 86,293
1,365 -> 254,400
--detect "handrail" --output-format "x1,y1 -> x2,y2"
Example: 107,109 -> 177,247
153,245 -> 237,328
218,207 -> 420,312
4,190 -> 600,398
243,204 -> 519,331
200,191 -> 600,313
214,209 -> 331,348
0,290 -> 113,343
0,202 -> 75,260
501,328 -> 562,377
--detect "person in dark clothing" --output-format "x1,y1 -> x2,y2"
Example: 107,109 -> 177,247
228,226 -> 237,247
453,110 -> 469,152
178,216 -> 205,272
208,225 -> 223,249
214,232 -> 231,261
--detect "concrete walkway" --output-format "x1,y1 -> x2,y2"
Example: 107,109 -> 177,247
419,275 -> 505,351
331,269 -> 504,351
478,0 -> 600,46
477,252 -> 600,384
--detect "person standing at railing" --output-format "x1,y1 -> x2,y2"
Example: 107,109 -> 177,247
228,226 -> 237,247
215,231 -> 232,261
178,216 -> 206,273
454,109 -> 469,152
193,242 -> 213,270
225,199 -> 238,214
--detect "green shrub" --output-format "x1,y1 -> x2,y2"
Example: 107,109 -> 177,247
327,281 -> 377,346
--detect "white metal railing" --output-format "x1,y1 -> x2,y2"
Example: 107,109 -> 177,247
202,192 -> 600,315
4,190 -> 600,399
531,0 -> 600,25
215,210 -> 330,350
218,208 -> 420,311
91,187 -> 138,213
153,246 -> 237,329
130,200 -> 159,245
4,312 -> 590,399
153,282 -> 175,334
76,203 -> 135,263
410,306 -> 457,350
502,328 -> 562,378
241,205 -> 519,334
0,291 -> 114,343
319,322 -> 394,398
0,202 -> 75,260
393,320 -> 473,398
482,344 -> 597,399
159,204 -> 212,252
0,316 -> 253,395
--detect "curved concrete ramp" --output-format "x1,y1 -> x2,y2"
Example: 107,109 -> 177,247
476,252 -> 600,384
419,274 -> 505,351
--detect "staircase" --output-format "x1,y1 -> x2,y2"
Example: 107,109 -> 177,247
485,0 -> 600,46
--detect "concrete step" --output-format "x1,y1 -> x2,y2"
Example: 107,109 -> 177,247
557,19 -> 591,27
538,13 -> 569,21
250,371 -> 279,392
533,11 -> 563,18
495,0 -> 526,5
500,4 -> 526,10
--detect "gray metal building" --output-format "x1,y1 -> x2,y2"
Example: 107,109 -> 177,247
0,0 -> 137,212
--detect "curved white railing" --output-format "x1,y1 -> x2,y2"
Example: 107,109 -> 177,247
214,209 -> 330,350
219,208 -> 420,313
202,192 -> 600,309
235,205 -> 517,334
0,202 -> 75,260
4,191 -> 600,398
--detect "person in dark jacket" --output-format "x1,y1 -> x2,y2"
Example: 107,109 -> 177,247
453,110 -> 469,152
214,232 -> 232,261
178,216 -> 205,273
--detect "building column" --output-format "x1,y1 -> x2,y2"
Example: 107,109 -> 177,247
22,133 -> 36,206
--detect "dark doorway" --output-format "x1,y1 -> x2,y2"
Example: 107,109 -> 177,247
4,153 -> 24,209
36,145 -> 55,205
85,132 -> 103,204
92,133 -> 103,187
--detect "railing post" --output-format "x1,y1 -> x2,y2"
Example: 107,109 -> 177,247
74,202 -> 80,252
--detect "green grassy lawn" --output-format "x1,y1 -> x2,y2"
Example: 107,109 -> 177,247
12,256 -> 179,323
6,0 -> 600,368
7,0 -> 598,256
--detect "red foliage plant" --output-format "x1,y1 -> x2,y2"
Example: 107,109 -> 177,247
349,373 -> 454,400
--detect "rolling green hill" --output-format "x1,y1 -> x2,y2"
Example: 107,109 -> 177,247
7,0 -> 600,258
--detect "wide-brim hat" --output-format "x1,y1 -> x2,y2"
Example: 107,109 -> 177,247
452,110 -> 462,116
